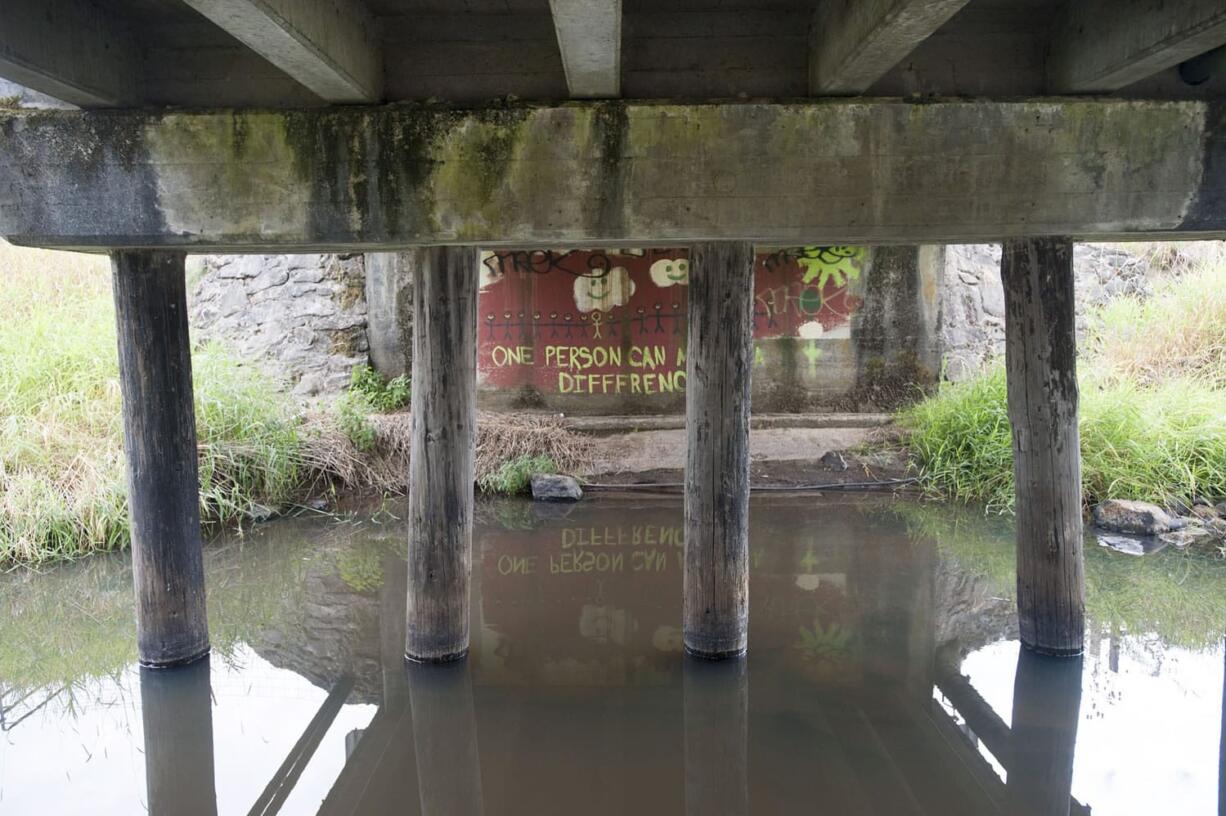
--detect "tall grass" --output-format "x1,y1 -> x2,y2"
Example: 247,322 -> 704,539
0,242 -> 307,565
902,258 -> 1226,512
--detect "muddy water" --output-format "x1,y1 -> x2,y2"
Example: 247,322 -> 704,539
0,495 -> 1223,815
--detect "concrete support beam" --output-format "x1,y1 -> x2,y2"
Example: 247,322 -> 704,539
1049,0 -> 1226,93
405,246 -> 478,664
180,0 -> 381,102
684,241 -> 754,659
112,250 -> 210,669
1001,238 -> 1085,657
549,0 -> 621,98
1,100 -> 1223,250
808,0 -> 971,94
0,0 -> 139,107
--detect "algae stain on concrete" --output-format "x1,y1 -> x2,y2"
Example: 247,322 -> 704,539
147,112 -> 309,243
432,109 -> 530,239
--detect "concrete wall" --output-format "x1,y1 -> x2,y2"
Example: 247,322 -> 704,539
366,246 -> 942,414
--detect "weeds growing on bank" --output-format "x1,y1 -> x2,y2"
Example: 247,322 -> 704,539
0,242 -> 594,565
902,259 -> 1226,512
0,243 -> 309,565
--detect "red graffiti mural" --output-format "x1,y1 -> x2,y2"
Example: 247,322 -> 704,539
477,247 -> 865,397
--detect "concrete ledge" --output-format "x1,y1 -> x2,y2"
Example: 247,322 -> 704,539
0,98 -> 1221,250
563,412 -> 894,434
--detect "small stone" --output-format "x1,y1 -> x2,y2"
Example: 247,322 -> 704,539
1092,499 -> 1184,535
957,270 -> 979,285
1159,527 -> 1214,548
1190,504 -> 1219,521
531,474 -> 583,502
307,497 -> 328,511
249,503 -> 276,523
1216,502 -> 1226,517
820,450 -> 849,472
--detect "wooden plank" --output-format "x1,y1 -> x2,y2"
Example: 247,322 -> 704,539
1001,238 -> 1085,656
112,250 -> 211,668
809,0 -> 972,94
1050,0 -> 1226,93
0,0 -> 139,107
549,0 -> 621,98
180,0 -> 382,102
683,241 -> 754,659
405,246 -> 478,663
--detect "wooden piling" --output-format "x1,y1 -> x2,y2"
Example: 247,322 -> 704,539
407,661 -> 485,815
405,246 -> 479,663
112,250 -> 209,668
684,241 -> 755,659
1001,238 -> 1085,657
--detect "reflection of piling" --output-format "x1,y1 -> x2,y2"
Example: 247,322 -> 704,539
139,658 -> 217,816
1007,648 -> 1083,816
407,660 -> 484,816
683,655 -> 748,816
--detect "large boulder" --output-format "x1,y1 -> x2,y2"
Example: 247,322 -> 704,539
1092,499 -> 1185,535
531,474 -> 583,502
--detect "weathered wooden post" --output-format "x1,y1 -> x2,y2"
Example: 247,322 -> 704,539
1001,238 -> 1085,656
1006,649 -> 1083,816
683,656 -> 749,815
112,250 -> 210,668
684,241 -> 755,659
405,246 -> 479,663
140,658 -> 218,816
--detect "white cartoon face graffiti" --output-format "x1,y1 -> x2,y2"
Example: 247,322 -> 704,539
573,266 -> 634,312
649,257 -> 689,288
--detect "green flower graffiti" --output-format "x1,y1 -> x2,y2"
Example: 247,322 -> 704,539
795,246 -> 865,290
795,617 -> 853,664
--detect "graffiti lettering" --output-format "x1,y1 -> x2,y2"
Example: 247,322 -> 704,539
558,371 -> 686,395
490,345 -> 535,367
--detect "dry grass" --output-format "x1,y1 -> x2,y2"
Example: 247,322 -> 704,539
299,409 -> 595,495
1086,259 -> 1226,389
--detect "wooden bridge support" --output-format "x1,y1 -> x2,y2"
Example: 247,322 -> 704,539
1001,238 -> 1086,656
407,661 -> 485,815
405,246 -> 479,663
112,250 -> 210,668
683,241 -> 755,659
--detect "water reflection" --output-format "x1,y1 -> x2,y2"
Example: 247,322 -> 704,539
1007,652 -> 1083,816
139,659 -> 217,816
1,496 -> 1224,815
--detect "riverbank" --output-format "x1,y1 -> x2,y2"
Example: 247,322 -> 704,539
899,255 -> 1226,526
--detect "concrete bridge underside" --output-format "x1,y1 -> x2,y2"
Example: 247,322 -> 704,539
2,0 -> 1224,680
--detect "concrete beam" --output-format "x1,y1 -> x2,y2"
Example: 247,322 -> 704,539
549,0 -> 621,98
1049,0 -> 1226,93
808,0 -> 971,95
180,0 -> 381,103
0,0 -> 139,107
0,99 -> 1222,250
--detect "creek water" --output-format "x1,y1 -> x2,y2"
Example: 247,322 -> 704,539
1,494 -> 1223,815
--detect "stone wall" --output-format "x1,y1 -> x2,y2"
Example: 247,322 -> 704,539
190,253 -> 369,397
941,244 -> 1151,381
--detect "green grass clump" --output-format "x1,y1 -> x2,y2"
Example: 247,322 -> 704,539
477,454 -> 557,495
901,257 -> 1226,513
348,364 -> 410,412
335,365 -> 410,451
0,242 -> 307,565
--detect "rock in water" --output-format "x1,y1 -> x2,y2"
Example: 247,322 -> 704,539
531,474 -> 583,502
819,450 -> 849,472
1096,534 -> 1147,556
1092,499 -> 1185,535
